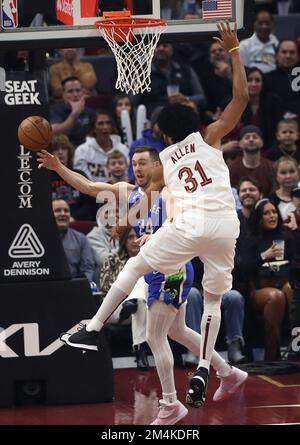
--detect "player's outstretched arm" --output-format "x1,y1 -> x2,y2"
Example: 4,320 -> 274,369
205,21 -> 249,148
37,149 -> 131,197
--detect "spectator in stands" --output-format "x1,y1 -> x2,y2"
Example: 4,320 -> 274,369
266,119 -> 300,163
286,181 -> 300,230
234,177 -> 264,297
237,177 -> 264,238
128,108 -> 166,182
133,42 -> 206,115
239,10 -> 278,73
107,150 -> 128,184
49,134 -> 98,221
199,41 -> 232,117
241,199 -> 294,360
50,76 -> 94,148
264,40 -> 300,119
49,48 -> 97,99
87,208 -> 119,271
268,156 -> 300,220
241,67 -> 282,149
99,227 -> 149,369
111,93 -> 136,146
73,110 -> 129,182
228,125 -> 274,196
287,182 -> 300,361
52,199 -> 96,282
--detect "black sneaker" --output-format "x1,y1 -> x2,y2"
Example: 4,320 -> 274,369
118,299 -> 138,323
60,326 -> 99,351
186,366 -> 209,408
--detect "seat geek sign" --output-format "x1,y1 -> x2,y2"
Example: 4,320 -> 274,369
0,71 -> 71,283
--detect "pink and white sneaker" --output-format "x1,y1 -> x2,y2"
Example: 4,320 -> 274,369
151,400 -> 188,425
213,366 -> 248,402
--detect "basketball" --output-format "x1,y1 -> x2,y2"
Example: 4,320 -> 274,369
17,116 -> 53,152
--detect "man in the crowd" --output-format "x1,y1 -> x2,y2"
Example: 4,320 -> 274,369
50,76 -> 94,148
265,40 -> 300,119
228,125 -> 274,196
52,199 -> 96,282
239,10 -> 279,73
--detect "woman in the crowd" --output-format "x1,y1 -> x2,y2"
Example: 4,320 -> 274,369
49,134 -> 97,221
268,156 -> 300,220
100,227 -> 149,369
73,109 -> 129,183
241,199 -> 294,360
241,67 -> 282,151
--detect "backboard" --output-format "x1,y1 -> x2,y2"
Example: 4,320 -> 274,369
0,0 -> 254,50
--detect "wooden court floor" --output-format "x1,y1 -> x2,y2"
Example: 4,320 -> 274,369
0,366 -> 299,426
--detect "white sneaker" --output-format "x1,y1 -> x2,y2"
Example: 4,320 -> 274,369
213,366 -> 248,402
151,400 -> 188,425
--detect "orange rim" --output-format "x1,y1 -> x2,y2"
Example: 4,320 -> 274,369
95,17 -> 166,30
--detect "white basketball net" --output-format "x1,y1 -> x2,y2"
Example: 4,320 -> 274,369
96,20 -> 166,95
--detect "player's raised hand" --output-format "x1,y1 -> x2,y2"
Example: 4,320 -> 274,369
37,149 -> 61,171
214,21 -> 239,53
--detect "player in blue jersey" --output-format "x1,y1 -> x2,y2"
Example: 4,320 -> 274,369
38,144 -> 248,425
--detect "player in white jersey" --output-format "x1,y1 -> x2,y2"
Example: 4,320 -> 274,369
38,21 -> 249,411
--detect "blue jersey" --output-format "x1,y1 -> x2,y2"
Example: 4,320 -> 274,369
128,185 -> 193,309
128,185 -> 166,237
145,262 -> 194,309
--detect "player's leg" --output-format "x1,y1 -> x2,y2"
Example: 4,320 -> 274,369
130,278 -> 149,369
146,300 -> 188,425
168,302 -> 247,402
186,289 -> 222,406
64,254 -> 152,350
168,302 -> 230,377
187,222 -> 239,407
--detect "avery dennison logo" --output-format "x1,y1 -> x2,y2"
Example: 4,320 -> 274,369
8,224 -> 45,258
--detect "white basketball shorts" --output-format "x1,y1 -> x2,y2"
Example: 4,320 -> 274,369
140,213 -> 239,295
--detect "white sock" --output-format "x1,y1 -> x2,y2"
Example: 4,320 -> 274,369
86,317 -> 103,332
212,356 -> 232,377
147,301 -> 177,399
162,391 -> 177,404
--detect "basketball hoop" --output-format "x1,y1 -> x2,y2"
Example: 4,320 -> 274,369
95,11 -> 166,95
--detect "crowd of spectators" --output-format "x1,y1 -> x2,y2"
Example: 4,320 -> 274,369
49,6 -> 300,364
6,2 -> 300,364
